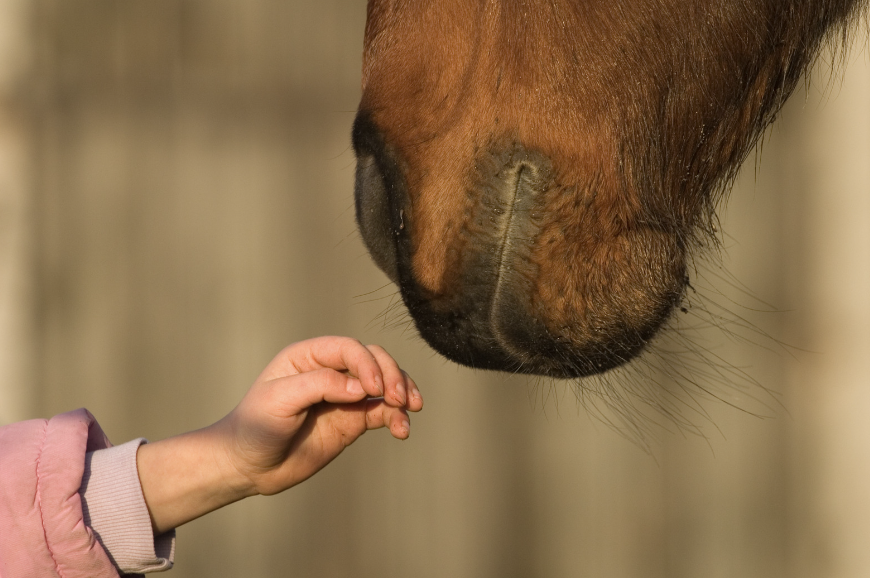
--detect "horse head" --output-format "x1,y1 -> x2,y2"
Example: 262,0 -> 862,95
353,0 -> 859,378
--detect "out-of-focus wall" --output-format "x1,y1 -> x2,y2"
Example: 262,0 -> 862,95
1,2 -> 868,577
0,0 -> 33,426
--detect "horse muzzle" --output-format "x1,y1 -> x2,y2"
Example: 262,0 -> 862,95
352,112 -> 687,378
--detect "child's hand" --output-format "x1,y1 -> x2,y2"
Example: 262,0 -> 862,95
137,337 -> 423,534
214,336 -> 423,496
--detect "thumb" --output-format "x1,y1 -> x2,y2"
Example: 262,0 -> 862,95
265,368 -> 369,416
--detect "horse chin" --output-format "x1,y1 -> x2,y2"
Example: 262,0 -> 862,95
353,114 -> 687,378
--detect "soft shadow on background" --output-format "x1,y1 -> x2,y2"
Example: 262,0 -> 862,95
1,2 -> 869,577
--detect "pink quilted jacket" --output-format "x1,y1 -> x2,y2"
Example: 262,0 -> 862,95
0,409 -> 121,578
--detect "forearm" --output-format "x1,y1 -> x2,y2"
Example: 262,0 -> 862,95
136,424 -> 253,535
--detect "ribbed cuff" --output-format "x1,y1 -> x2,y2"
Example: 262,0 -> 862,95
80,438 -> 176,575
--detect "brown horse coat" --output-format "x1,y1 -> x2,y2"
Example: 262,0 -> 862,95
353,0 -> 862,377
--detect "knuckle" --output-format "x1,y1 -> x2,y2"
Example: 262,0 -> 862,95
341,338 -> 366,358
366,343 -> 386,356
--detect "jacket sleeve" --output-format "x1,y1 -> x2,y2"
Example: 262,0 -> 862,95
0,409 -> 120,578
80,439 -> 175,574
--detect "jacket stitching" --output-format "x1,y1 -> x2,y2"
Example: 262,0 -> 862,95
35,420 -> 66,578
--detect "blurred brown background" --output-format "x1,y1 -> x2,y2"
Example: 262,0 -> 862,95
1,2 -> 868,577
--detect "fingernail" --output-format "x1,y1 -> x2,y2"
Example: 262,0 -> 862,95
374,374 -> 384,396
395,382 -> 406,405
347,379 -> 365,396
400,418 -> 410,437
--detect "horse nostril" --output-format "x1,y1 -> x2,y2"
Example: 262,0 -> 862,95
354,152 -> 400,283
352,111 -> 412,285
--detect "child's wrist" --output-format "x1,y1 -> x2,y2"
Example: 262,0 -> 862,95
137,426 -> 257,534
